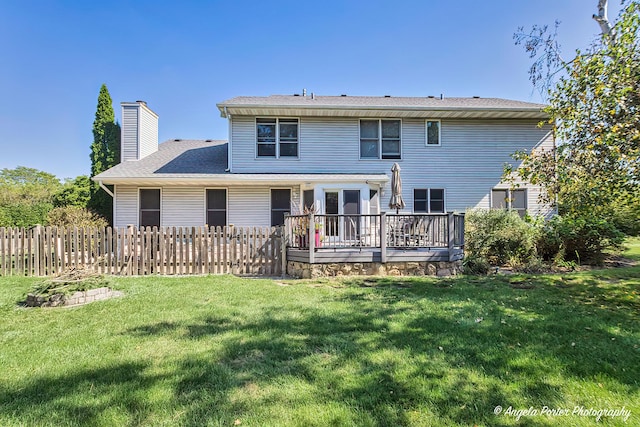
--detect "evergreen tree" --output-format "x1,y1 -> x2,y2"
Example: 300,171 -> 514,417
89,84 -> 121,223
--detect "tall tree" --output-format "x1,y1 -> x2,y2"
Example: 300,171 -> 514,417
89,84 -> 121,223
508,1 -> 640,222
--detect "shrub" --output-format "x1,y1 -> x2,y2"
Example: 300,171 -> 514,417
462,254 -> 491,275
610,197 -> 640,236
46,206 -> 108,228
464,209 -> 540,268
538,215 -> 624,265
0,202 -> 52,227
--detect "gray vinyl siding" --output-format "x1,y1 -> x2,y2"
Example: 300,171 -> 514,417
228,187 -> 271,227
139,106 -> 159,160
113,186 -> 288,228
230,116 -> 554,216
161,187 -> 204,227
114,186 -> 138,227
121,107 -> 139,161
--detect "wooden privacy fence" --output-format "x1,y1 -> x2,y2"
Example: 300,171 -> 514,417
0,226 -> 283,277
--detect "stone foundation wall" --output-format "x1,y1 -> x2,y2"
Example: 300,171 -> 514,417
26,287 -> 122,308
287,260 -> 463,279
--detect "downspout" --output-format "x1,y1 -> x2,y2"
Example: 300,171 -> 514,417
98,180 -> 114,198
225,107 -> 232,173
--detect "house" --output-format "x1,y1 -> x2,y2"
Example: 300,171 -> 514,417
93,94 -> 553,230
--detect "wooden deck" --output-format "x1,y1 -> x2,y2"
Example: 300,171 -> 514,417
287,247 -> 463,264
284,212 -> 465,264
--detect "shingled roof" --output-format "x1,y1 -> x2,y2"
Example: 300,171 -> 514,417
94,139 -> 228,179
93,139 -> 389,186
219,94 -> 545,109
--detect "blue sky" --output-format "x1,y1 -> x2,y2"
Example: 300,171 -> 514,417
0,0 -> 620,179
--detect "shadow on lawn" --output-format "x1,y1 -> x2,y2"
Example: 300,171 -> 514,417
0,362 -> 158,425
2,272 -> 638,426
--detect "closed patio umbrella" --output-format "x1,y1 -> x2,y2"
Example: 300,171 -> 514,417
389,162 -> 405,214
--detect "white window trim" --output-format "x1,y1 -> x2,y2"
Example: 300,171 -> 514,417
138,187 -> 162,228
425,120 -> 441,146
413,188 -> 446,213
358,118 -> 403,160
491,188 -> 528,212
255,117 -> 300,159
204,188 -> 228,228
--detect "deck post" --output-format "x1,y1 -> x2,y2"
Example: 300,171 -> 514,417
308,213 -> 315,264
447,212 -> 455,262
280,226 -> 287,276
380,212 -> 387,263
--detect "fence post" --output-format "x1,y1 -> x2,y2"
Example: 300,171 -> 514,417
447,212 -> 455,262
280,225 -> 287,276
308,213 -> 315,264
380,213 -> 387,263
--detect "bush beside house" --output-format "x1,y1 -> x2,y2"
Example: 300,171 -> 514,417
463,210 -> 626,274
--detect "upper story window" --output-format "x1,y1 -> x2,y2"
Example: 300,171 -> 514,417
492,189 -> 527,218
256,118 -> 298,158
426,120 -> 441,145
360,119 -> 401,159
414,188 -> 445,213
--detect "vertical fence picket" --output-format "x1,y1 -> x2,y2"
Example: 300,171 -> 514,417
130,227 -> 136,276
139,227 -> 145,275
204,227 -> 210,274
152,226 -> 158,275
146,226 -> 152,275
114,227 -> 121,274
0,228 -> 5,276
272,227 -> 278,275
170,227 -> 176,275
196,227 -> 202,274
206,227 -> 211,274
16,228 -> 21,275
105,227 -> 111,275
222,227 -> 228,274
27,227 -> 34,277
9,228 -> 15,275
52,227 -> 59,275
188,227 -> 194,274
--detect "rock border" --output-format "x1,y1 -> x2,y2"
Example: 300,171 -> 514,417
287,260 -> 463,279
26,287 -> 123,308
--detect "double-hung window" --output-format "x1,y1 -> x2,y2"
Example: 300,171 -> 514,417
492,189 -> 527,217
256,118 -> 298,158
360,119 -> 401,159
206,189 -> 227,227
426,120 -> 440,145
271,189 -> 291,226
414,188 -> 445,213
139,189 -> 161,227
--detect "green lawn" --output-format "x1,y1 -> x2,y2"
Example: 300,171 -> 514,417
622,236 -> 640,262
0,268 -> 638,426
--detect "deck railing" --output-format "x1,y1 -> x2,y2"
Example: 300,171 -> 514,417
284,212 -> 465,252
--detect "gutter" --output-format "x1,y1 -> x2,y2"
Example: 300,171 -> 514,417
95,174 -> 390,186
